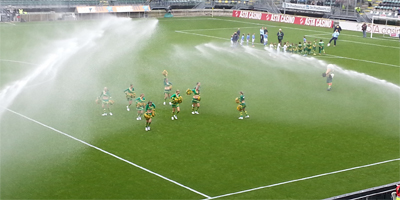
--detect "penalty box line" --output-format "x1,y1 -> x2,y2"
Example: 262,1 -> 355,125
206,158 -> 400,199
3,107 -> 211,199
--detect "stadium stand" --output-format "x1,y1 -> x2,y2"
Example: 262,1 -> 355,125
365,0 -> 399,23
1,0 -> 396,24
0,0 -> 151,8
375,0 -> 400,11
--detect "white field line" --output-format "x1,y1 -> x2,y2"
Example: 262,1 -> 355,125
158,18 -> 218,21
178,26 -> 260,32
313,55 -> 337,59
305,34 -> 400,49
300,32 -> 393,41
304,33 -> 327,37
339,33 -> 399,41
324,54 -> 399,67
175,30 -> 228,41
207,158 -> 400,199
214,18 -> 400,49
0,59 -> 57,88
0,59 -> 38,66
4,22 -> 16,25
176,30 -> 267,47
3,107 -> 211,199
175,30 -> 399,67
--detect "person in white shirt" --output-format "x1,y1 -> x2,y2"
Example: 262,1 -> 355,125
283,42 -> 288,52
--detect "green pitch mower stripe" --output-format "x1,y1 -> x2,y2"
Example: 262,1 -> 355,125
207,158 -> 400,199
3,107 -> 211,199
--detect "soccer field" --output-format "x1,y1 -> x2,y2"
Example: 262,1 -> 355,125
0,16 -> 399,199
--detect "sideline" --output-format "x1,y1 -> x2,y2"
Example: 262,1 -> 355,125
323,54 -> 399,67
207,158 -> 400,199
305,34 -> 400,49
3,107 -> 211,199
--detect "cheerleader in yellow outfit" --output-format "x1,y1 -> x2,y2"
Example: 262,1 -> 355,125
187,82 -> 201,114
98,87 -> 114,116
236,91 -> 249,119
171,90 -> 182,120
124,84 -> 135,111
144,101 -> 156,131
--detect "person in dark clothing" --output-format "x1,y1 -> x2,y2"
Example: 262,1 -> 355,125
333,25 -> 342,33
361,23 -> 367,38
236,28 -> 240,37
277,29 -> 284,45
260,27 -> 264,43
232,32 -> 238,47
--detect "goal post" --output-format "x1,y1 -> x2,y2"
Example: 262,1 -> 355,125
370,15 -> 400,39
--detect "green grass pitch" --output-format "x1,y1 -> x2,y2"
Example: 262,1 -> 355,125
0,16 -> 399,199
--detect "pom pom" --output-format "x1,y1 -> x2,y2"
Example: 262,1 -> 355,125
126,93 -> 135,98
109,100 -> 115,105
237,105 -> 243,111
235,97 -> 240,104
162,70 -> 168,77
186,89 -> 192,95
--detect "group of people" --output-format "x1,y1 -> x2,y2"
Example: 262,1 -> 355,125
230,27 -> 286,48
96,70 -> 249,132
97,85 -> 157,131
266,38 -> 326,55
231,24 -> 346,53
229,27 -> 337,91
260,27 -> 285,46
231,28 -> 256,47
